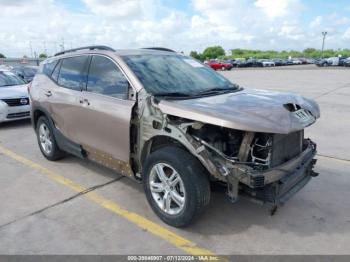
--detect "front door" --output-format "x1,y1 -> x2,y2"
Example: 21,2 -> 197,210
76,55 -> 135,176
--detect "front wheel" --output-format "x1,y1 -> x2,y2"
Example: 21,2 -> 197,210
143,146 -> 210,227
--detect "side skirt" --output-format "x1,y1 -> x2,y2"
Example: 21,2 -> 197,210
53,127 -> 86,159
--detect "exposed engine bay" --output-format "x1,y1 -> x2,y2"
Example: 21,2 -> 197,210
189,124 -> 305,170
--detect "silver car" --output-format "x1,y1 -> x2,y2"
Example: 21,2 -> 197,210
0,69 -> 30,123
30,46 -> 320,227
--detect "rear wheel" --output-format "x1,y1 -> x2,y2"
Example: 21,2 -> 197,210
36,116 -> 64,161
143,146 -> 210,227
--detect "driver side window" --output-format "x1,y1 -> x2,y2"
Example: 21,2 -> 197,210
87,56 -> 129,99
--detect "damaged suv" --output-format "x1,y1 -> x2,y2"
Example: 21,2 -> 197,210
30,46 -> 320,227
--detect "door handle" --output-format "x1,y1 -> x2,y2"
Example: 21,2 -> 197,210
79,98 -> 90,106
44,90 -> 52,97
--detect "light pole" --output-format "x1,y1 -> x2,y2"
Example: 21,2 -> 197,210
321,31 -> 327,58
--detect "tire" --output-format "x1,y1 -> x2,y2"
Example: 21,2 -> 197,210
143,146 -> 210,227
36,116 -> 65,161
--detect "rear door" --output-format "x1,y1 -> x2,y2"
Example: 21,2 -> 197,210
49,55 -> 89,143
75,55 -> 135,174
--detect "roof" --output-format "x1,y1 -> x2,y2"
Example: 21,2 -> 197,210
52,45 -> 178,59
12,65 -> 39,69
115,49 -> 178,56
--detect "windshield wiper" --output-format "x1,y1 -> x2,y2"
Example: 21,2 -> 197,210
197,85 -> 241,96
153,85 -> 242,100
154,92 -> 194,98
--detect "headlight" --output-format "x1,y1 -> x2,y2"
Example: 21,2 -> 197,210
0,101 -> 6,117
0,100 -> 7,107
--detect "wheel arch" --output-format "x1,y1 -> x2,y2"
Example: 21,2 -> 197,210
32,106 -> 52,129
140,135 -> 187,168
32,106 -> 85,158
139,134 -> 214,182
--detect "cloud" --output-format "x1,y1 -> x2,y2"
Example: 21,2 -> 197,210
81,0 -> 158,20
310,16 -> 322,28
82,0 -> 141,18
343,27 -> 350,39
255,0 -> 303,19
0,0 -> 349,57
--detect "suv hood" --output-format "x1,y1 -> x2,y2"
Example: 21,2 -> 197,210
0,84 -> 28,99
158,89 -> 320,134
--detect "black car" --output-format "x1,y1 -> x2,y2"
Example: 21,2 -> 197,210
338,57 -> 349,67
12,66 -> 38,83
245,58 -> 262,67
315,59 -> 329,67
343,58 -> 350,67
272,58 -> 286,66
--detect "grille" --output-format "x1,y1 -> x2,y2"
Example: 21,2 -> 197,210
1,98 -> 30,107
250,175 -> 265,187
7,111 -> 30,119
270,130 -> 303,167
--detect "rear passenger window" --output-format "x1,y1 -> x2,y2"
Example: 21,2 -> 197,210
43,60 -> 58,76
87,56 -> 129,99
58,56 -> 89,91
51,60 -> 61,82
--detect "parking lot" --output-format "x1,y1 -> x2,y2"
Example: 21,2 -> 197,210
0,65 -> 349,255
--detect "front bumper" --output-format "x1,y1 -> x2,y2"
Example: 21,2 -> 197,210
239,139 -> 317,205
0,102 -> 30,123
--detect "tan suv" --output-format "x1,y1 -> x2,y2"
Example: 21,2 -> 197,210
30,46 -> 320,227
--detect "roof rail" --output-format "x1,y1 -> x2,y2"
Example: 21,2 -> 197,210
142,47 -> 176,52
54,45 -> 115,56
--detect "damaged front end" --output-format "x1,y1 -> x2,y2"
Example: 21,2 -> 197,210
134,89 -> 319,210
189,126 -> 318,207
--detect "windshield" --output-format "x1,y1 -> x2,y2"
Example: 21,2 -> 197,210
122,54 -> 238,97
0,71 -> 26,87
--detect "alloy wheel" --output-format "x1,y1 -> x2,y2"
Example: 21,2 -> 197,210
149,163 -> 186,215
39,123 -> 53,155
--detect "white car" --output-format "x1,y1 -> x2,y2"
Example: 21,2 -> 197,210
261,60 -> 275,67
292,59 -> 302,65
0,69 -> 30,123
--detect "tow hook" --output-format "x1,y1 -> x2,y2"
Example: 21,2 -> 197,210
310,170 -> 319,177
310,159 -> 319,177
270,205 -> 278,216
226,175 -> 239,203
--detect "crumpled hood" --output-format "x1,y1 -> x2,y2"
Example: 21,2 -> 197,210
0,84 -> 29,99
158,89 -> 320,134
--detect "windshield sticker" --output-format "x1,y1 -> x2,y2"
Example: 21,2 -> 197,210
183,59 -> 204,68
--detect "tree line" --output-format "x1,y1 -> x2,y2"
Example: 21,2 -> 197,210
0,53 -> 47,59
2,46 -> 350,61
190,46 -> 350,61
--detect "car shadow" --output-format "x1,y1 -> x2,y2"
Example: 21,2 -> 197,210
57,155 -> 128,182
67,156 -> 346,238
0,119 -> 31,130
3,120 -> 344,238
184,170 -> 347,237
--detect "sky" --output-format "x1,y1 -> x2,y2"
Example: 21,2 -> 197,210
0,0 -> 350,57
